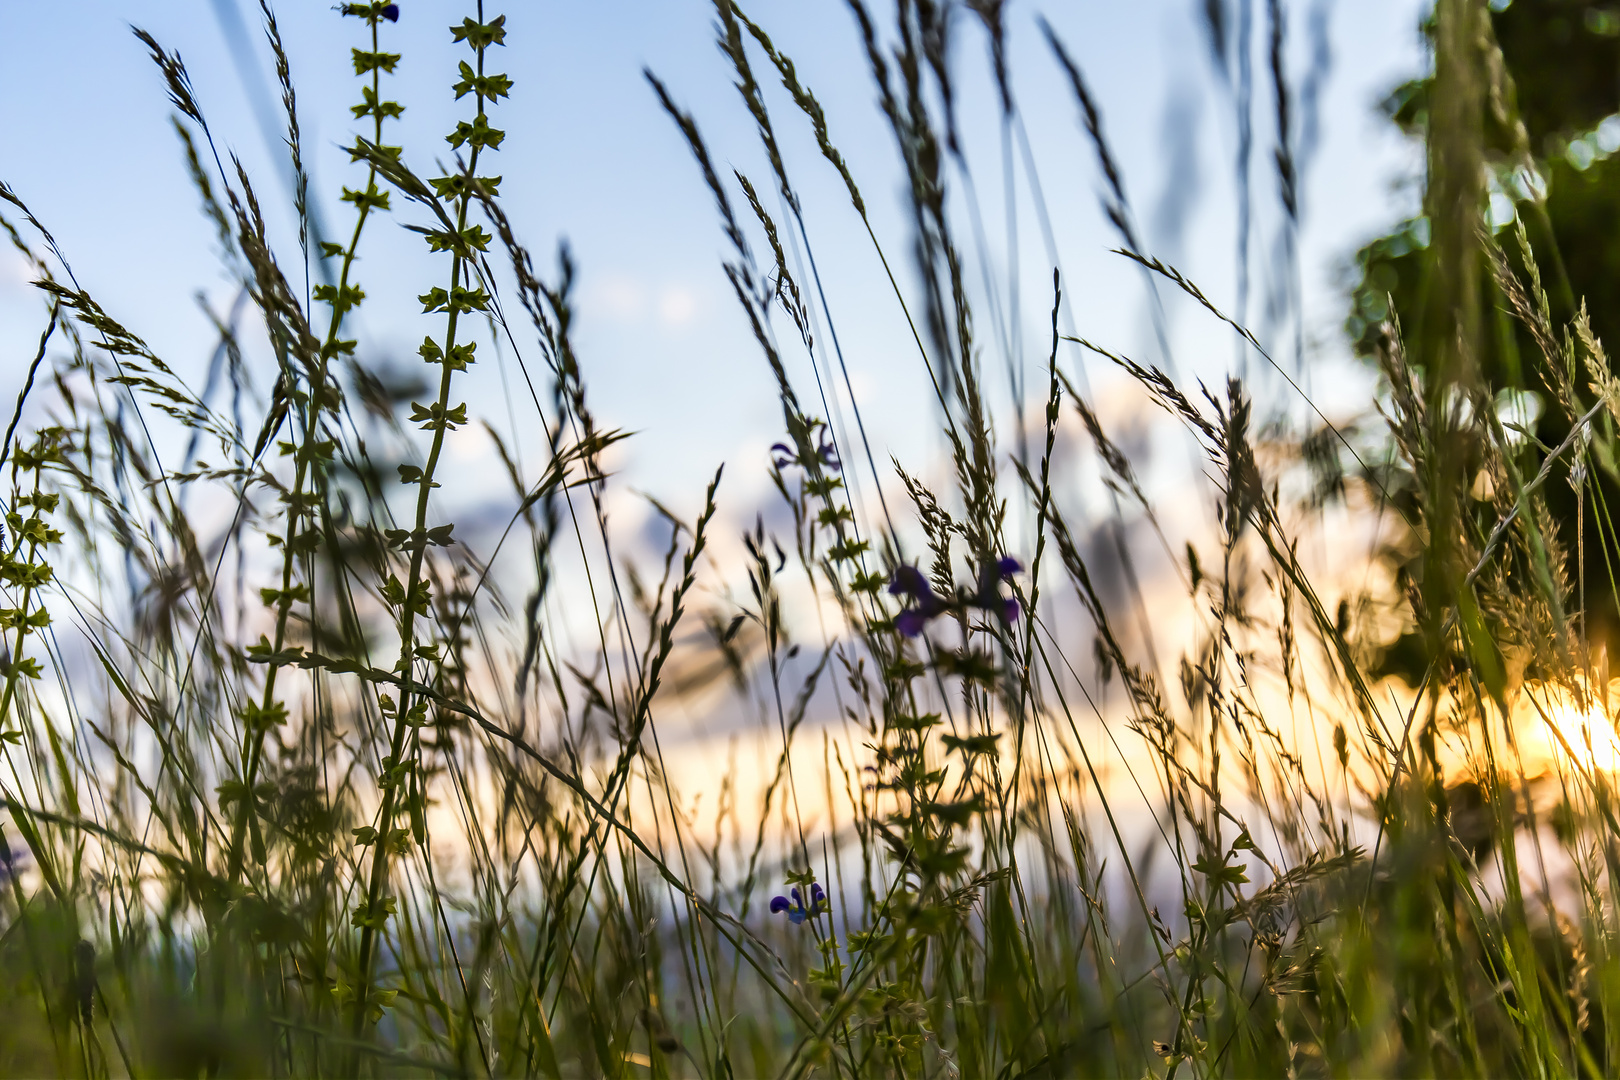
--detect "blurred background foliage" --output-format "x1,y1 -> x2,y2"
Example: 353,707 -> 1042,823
1353,0 -> 1620,677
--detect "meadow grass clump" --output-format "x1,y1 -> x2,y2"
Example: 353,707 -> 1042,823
5,0 -> 1620,1076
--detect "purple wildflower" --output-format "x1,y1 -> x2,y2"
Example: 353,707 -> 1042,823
791,887 -> 809,924
895,609 -> 930,638
889,565 -> 930,599
965,556 -> 1021,626
890,565 -> 945,637
769,883 -> 829,924
816,429 -> 841,471
771,421 -> 841,473
381,3 -> 400,21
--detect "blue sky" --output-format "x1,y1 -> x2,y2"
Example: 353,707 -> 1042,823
0,0 -> 1430,529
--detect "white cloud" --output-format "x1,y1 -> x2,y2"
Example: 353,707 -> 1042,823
446,422 -> 493,464
0,250 -> 36,291
582,272 -> 646,321
657,285 -> 696,327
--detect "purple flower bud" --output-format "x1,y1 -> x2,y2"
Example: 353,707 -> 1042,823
769,895 -> 790,914
996,556 -> 1022,579
817,431 -> 841,472
1002,597 -> 1020,624
381,3 -> 400,21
